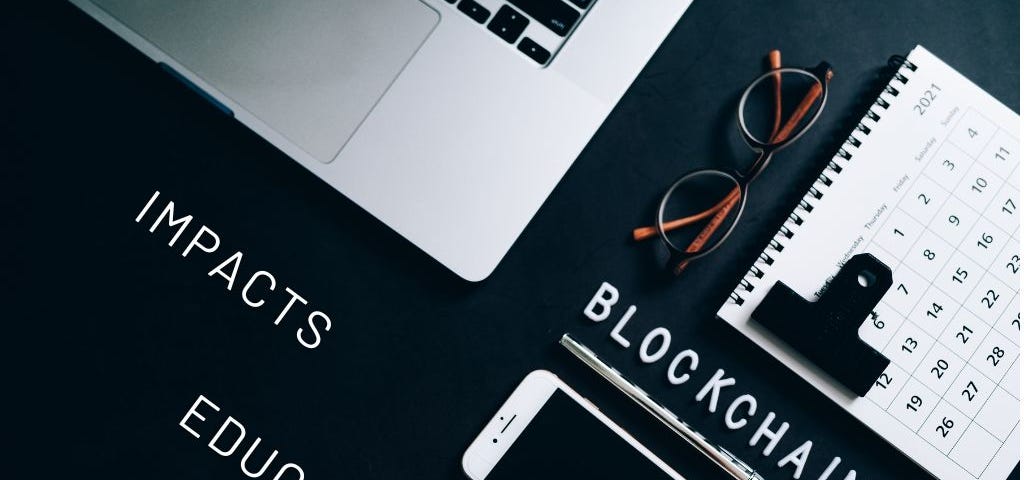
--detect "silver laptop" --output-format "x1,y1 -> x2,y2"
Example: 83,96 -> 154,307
70,0 -> 692,280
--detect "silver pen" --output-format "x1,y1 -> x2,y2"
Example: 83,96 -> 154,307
560,334 -> 764,480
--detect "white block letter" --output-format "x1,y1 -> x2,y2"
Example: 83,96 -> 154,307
778,440 -> 813,479
135,190 -> 160,223
183,225 -> 221,257
149,201 -> 193,246
610,305 -> 636,348
208,251 -> 243,291
639,327 -> 671,363
274,287 -> 308,326
208,416 -> 246,457
240,437 -> 280,478
242,271 -> 277,308
667,349 -> 699,385
297,311 -> 331,349
695,369 -> 736,413
180,394 -> 219,439
749,411 -> 789,456
584,282 -> 619,322
725,394 -> 758,430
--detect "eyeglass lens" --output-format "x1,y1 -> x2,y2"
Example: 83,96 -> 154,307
659,170 -> 743,257
739,69 -> 825,150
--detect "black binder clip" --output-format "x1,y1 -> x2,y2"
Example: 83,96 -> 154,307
751,253 -> 892,396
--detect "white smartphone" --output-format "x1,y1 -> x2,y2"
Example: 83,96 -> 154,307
462,370 -> 684,479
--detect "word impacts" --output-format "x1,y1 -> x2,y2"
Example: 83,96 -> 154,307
135,190 -> 332,349
180,394 -> 305,480
583,282 -> 856,480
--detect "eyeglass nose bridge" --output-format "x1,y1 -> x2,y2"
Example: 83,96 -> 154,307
743,149 -> 774,182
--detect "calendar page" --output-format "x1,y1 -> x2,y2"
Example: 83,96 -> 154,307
718,46 -> 1020,480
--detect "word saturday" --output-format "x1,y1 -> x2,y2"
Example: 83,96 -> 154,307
584,282 -> 857,480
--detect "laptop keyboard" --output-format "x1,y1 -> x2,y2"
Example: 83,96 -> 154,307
443,0 -> 595,66
507,0 -> 580,37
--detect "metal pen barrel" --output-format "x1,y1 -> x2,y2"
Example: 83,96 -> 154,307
560,334 -> 763,480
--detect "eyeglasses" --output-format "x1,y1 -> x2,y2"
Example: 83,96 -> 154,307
633,50 -> 833,275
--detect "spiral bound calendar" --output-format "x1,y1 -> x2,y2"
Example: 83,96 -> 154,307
718,46 -> 1019,479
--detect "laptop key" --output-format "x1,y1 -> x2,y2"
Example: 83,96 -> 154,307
566,0 -> 593,9
487,6 -> 530,44
507,0 -> 580,37
457,0 -> 490,24
517,37 -> 551,65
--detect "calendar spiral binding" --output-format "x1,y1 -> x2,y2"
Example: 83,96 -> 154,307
727,57 -> 919,306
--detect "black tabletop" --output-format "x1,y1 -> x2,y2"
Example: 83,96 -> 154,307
5,1 -> 1020,479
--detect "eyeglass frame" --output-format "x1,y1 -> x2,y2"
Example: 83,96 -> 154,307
655,62 -> 833,271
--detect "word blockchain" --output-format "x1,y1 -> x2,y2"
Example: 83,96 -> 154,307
134,190 -> 332,349
583,282 -> 858,480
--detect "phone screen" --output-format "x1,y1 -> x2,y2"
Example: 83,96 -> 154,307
486,389 -> 675,478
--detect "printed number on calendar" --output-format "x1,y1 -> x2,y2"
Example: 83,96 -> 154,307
935,417 -> 955,437
987,346 -> 1005,366
955,325 -> 973,344
907,395 -> 924,411
1002,198 -> 1017,215
981,289 -> 1000,309
913,83 -> 942,115
960,381 -> 978,401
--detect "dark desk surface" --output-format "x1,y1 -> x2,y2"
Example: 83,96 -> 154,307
5,1 -> 1020,478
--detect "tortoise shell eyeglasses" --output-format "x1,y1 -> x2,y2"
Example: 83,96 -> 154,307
633,50 -> 833,275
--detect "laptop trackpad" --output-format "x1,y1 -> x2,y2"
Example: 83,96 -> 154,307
95,0 -> 439,163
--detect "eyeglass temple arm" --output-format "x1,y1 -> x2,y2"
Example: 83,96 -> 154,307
671,192 -> 742,274
632,189 -> 740,241
633,63 -> 833,243
770,49 -> 783,141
